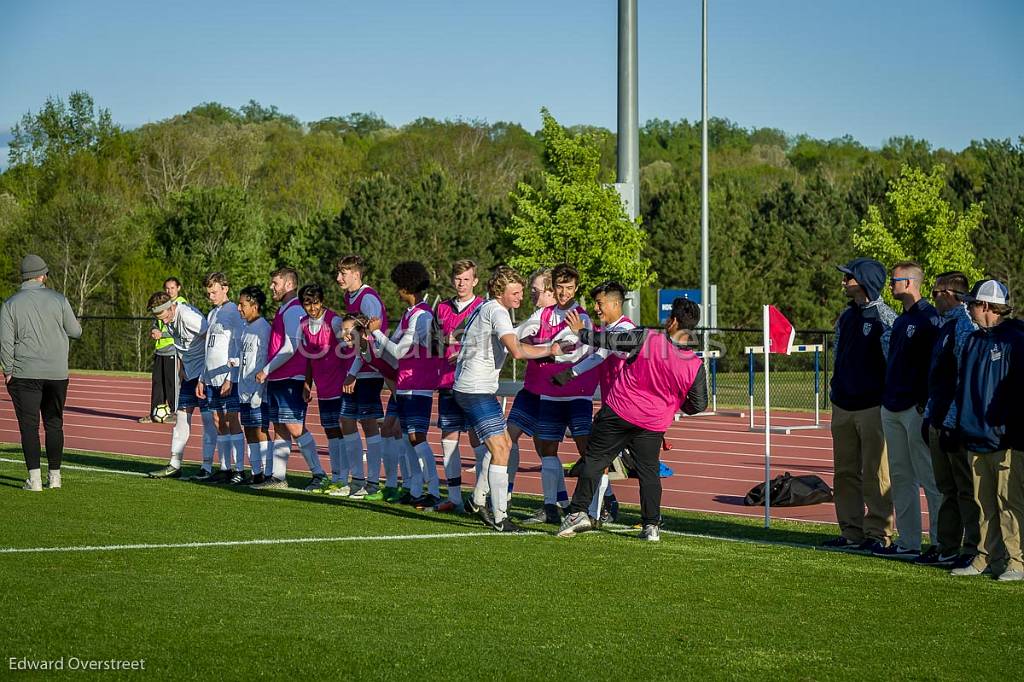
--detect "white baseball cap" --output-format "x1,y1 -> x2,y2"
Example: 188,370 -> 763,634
960,279 -> 1009,305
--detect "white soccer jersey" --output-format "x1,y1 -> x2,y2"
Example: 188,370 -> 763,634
453,299 -> 516,394
238,317 -> 271,406
167,302 -> 208,381
204,301 -> 243,387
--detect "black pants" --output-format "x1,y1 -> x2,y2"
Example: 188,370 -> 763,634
151,354 -> 176,413
928,425 -> 981,554
7,378 -> 69,471
568,404 -> 665,526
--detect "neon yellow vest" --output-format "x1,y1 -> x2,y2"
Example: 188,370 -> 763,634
154,295 -> 188,350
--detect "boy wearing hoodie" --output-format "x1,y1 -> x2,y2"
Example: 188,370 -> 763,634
949,280 -> 1024,581
823,257 -> 897,552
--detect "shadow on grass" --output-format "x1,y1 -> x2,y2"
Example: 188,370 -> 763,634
1,444 -> 836,547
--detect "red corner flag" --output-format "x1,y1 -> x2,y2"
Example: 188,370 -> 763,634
767,305 -> 795,355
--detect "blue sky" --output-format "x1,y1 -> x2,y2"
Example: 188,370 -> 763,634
1,0 -> 1022,157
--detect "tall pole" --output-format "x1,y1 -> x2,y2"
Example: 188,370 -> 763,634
700,0 -> 710,351
617,0 -> 640,322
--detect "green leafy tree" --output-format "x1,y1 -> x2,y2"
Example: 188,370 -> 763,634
854,164 -> 985,289
504,109 -> 654,293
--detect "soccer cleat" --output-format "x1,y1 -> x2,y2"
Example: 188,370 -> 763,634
22,478 -> 43,492
149,465 -> 182,479
396,490 -> 415,505
228,471 -> 250,486
522,503 -> 562,525
303,475 -> 326,492
189,468 -> 214,482
872,544 -> 920,561
494,518 -> 527,534
327,484 -> 352,498
434,500 -> 464,514
209,469 -> 234,484
248,473 -> 266,485
469,499 -> 495,528
138,415 -> 154,424
996,569 -> 1024,582
349,485 -> 369,499
381,486 -> 401,503
557,511 -> 595,538
638,524 -> 661,542
415,494 -> 440,511
251,477 -> 289,491
362,486 -> 385,501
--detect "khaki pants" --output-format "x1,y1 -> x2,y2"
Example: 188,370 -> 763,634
969,449 -> 1024,573
831,404 -> 894,543
928,426 -> 980,555
881,406 -> 942,550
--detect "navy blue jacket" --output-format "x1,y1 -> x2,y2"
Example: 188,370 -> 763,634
882,299 -> 941,412
924,305 -> 975,428
830,300 -> 897,411
954,318 -> 1024,453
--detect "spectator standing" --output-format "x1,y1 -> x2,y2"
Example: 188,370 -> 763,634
0,255 -> 83,491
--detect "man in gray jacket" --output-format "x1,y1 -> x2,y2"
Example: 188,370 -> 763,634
0,255 -> 83,491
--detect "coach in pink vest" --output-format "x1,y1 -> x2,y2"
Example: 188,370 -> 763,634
557,297 -> 708,542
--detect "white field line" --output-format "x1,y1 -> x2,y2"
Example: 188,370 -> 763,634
0,531 -> 533,555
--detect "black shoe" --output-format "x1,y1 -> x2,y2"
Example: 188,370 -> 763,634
821,535 -> 859,549
209,469 -> 234,484
521,503 -> 562,525
914,545 -> 956,566
472,501 -> 495,528
415,494 -> 440,511
950,553 -> 978,571
494,518 -> 527,534
397,491 -> 415,505
228,471 -> 250,485
149,465 -> 182,479
188,468 -> 214,482
854,538 -> 886,554
249,473 -> 266,486
604,496 -> 619,523
872,543 -> 920,561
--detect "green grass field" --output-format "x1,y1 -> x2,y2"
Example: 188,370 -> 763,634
2,444 -> 1022,680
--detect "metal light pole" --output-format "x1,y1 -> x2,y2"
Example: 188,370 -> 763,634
700,0 -> 710,350
617,0 -> 641,323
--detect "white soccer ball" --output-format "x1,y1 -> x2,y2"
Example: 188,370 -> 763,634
153,403 -> 173,422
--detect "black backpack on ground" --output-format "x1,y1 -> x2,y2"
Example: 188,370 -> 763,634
744,472 -> 833,507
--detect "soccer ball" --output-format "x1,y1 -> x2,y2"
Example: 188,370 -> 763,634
153,403 -> 173,423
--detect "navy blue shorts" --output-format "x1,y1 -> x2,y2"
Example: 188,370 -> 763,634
318,397 -> 342,431
453,391 -> 507,443
507,389 -> 541,436
340,377 -> 385,421
436,389 -> 468,433
204,382 -> 241,413
385,394 -> 401,422
177,377 -> 208,412
536,398 -> 593,442
396,394 -> 432,435
240,402 -> 270,429
268,379 -> 308,425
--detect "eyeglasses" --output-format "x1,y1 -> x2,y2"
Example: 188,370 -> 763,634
890,277 -> 914,286
931,288 -> 952,297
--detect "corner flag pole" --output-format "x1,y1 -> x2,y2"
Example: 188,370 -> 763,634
762,304 -> 771,529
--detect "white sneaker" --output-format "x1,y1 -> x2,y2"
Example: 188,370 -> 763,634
23,478 -> 42,492
638,524 -> 661,542
349,486 -> 368,499
997,569 -> 1024,582
46,470 -> 62,489
950,563 -> 986,577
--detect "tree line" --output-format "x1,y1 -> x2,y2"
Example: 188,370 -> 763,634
2,91 -> 1022,338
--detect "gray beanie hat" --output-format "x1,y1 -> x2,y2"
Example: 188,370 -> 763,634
21,254 -> 49,280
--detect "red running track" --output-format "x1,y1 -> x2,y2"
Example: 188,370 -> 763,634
0,373 -> 930,527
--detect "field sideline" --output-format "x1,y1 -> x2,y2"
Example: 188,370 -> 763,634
1,445 -> 1022,680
